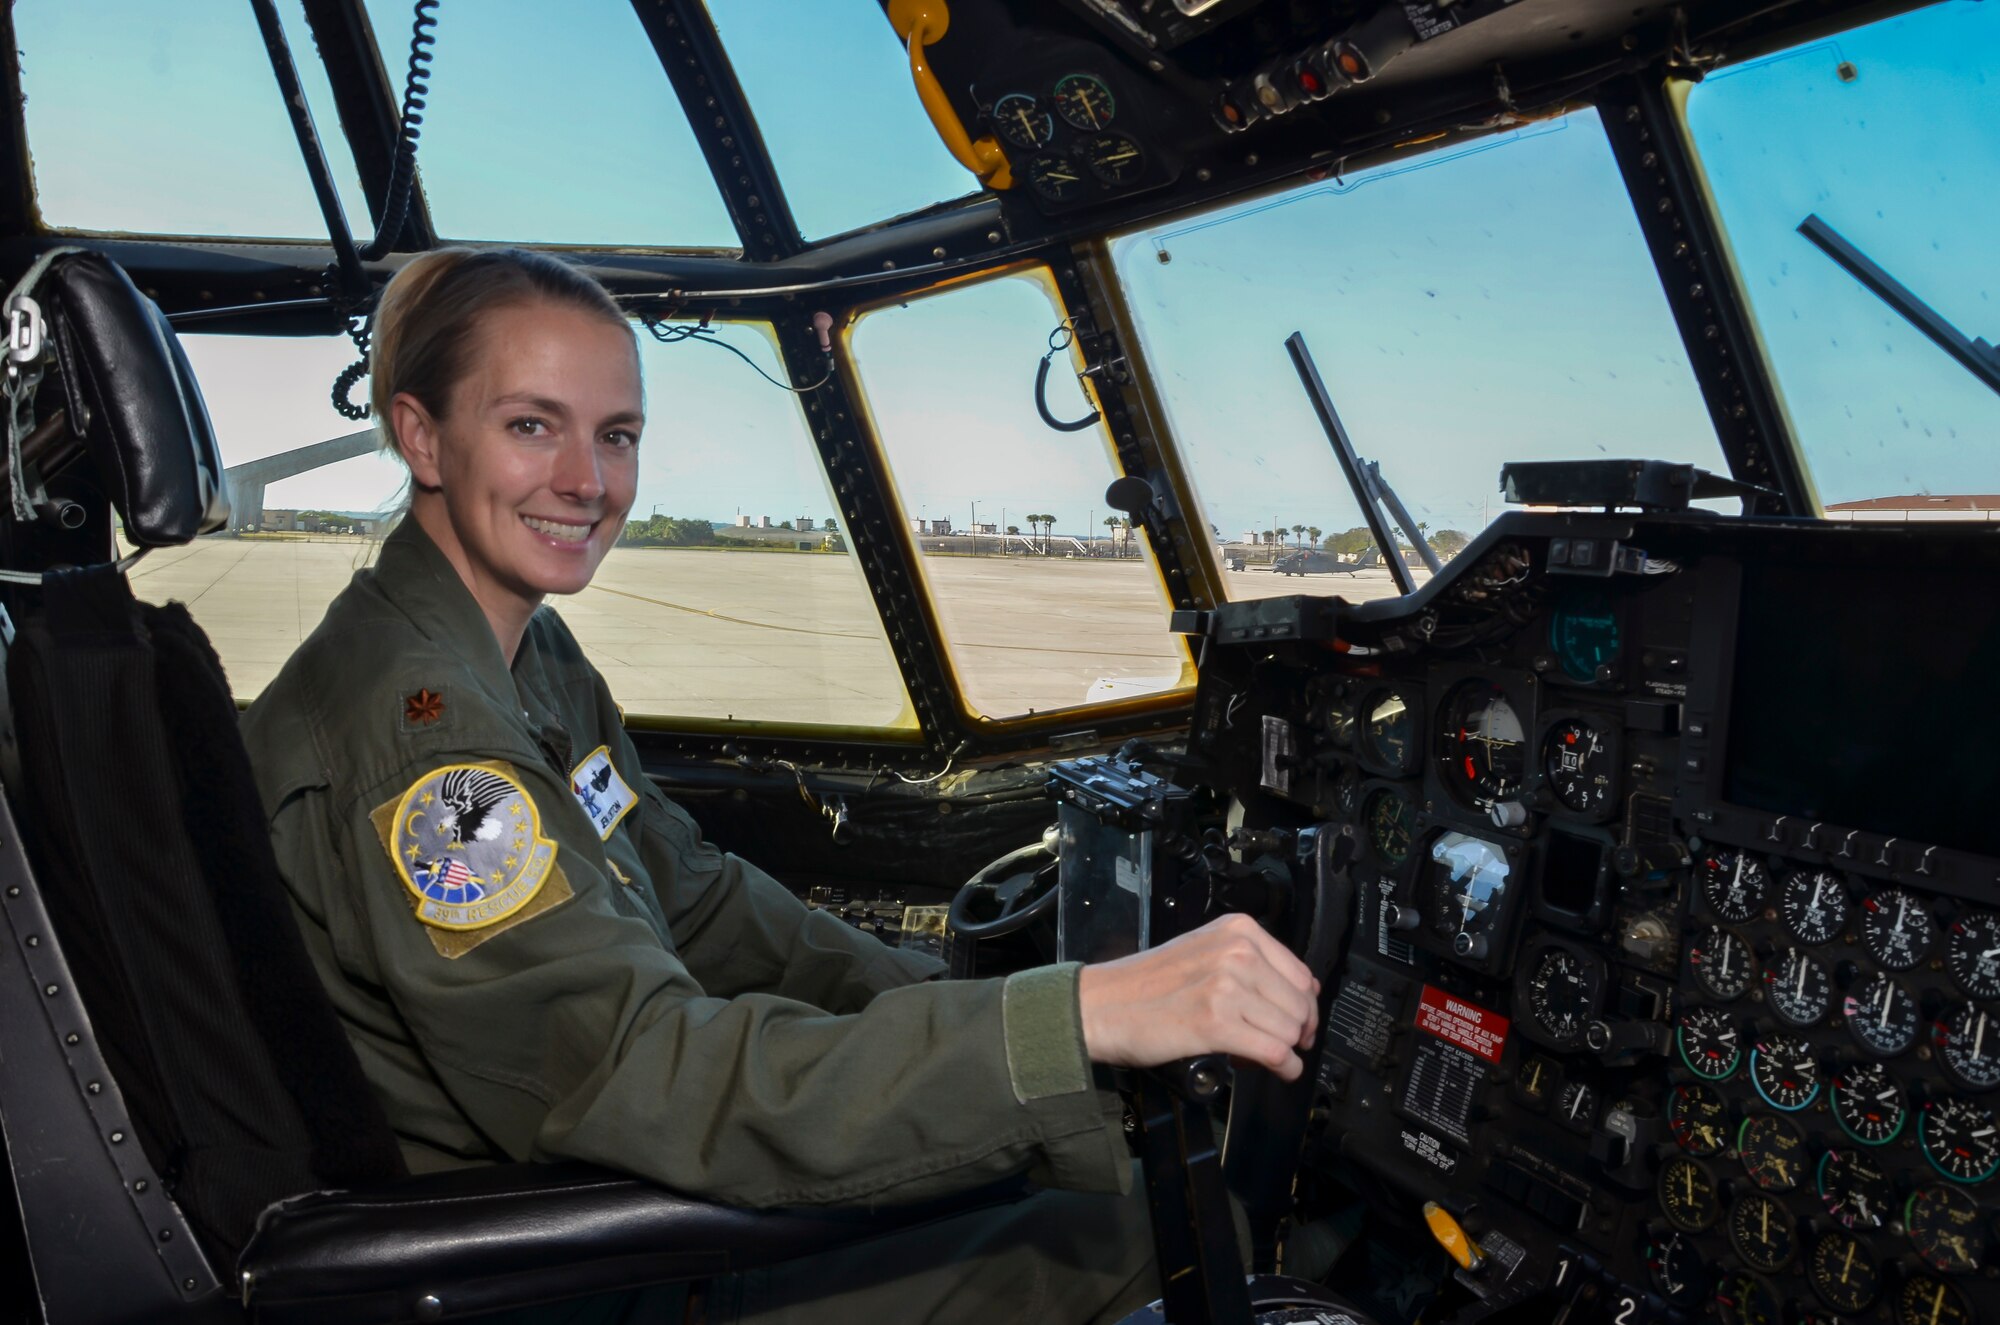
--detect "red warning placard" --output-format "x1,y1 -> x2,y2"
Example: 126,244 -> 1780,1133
1415,985 -> 1510,1064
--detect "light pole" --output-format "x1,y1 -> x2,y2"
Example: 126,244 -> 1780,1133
651,503 -> 662,518
969,500 -> 978,557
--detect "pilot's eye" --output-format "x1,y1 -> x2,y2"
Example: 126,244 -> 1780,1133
508,416 -> 550,438
602,429 -> 640,450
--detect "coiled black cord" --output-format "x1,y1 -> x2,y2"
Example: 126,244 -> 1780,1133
331,0 -> 439,420
639,315 -> 834,394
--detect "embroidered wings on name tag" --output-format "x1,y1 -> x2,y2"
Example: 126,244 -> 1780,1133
569,744 -> 637,839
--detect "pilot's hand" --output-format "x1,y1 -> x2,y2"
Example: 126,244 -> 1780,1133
1077,913 -> 1320,1081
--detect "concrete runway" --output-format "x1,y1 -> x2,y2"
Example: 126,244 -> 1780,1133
126,536 -> 1422,723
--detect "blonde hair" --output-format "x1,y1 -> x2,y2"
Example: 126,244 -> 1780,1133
369,247 -> 629,457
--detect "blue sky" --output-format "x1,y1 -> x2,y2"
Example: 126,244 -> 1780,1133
14,0 -> 1996,538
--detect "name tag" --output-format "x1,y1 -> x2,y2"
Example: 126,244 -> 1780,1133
568,745 -> 636,839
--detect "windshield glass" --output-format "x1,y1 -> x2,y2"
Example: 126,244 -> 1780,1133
1681,0 -> 2000,512
1110,108 -> 1725,600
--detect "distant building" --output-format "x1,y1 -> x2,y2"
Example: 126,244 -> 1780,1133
797,517 -> 815,531
733,514 -> 751,527
971,522 -> 997,535
911,518 -> 950,536
758,515 -> 773,528
1823,494 -> 2000,523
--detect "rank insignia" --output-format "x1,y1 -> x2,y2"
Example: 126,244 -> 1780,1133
404,688 -> 446,726
569,745 -> 637,839
379,761 -> 556,932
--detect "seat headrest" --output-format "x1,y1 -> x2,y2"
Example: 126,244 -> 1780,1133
41,252 -> 229,547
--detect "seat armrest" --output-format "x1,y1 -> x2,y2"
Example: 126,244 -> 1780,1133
239,1161 -> 1024,1325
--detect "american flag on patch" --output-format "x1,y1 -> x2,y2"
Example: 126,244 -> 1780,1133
417,857 -> 484,904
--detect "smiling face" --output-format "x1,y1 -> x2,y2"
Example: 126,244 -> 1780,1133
392,299 -> 643,652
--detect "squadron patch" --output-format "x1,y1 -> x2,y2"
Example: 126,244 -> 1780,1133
568,745 -> 636,839
379,761 -> 557,932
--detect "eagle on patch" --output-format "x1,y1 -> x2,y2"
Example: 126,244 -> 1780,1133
436,767 -> 514,847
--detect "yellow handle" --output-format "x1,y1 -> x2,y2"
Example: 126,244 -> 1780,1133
887,0 -> 1013,190
1423,1201 -> 1486,1273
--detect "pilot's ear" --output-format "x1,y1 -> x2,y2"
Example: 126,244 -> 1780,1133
390,393 -> 445,491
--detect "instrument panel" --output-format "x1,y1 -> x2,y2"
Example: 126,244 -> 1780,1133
1177,512 -> 2000,1324
982,68 -> 1174,211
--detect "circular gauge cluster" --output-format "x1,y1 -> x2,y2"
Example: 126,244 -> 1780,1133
1437,679 -> 1525,805
989,74 -> 1152,206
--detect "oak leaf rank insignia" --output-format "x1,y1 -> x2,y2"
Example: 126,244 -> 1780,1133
404,688 -> 446,726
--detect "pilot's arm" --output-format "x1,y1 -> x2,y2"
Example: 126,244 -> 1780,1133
329,748 -> 1126,1208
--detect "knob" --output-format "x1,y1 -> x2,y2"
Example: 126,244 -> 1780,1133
1386,904 -> 1423,931
1585,1019 -> 1670,1056
1454,931 -> 1490,960
1489,800 -> 1529,829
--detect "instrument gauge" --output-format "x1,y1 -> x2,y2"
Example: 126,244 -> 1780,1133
1832,1061 -> 1909,1145
1749,1033 -> 1821,1111
1079,132 -> 1144,187
1807,1230 -> 1881,1314
1362,689 -> 1418,774
1737,1113 -> 1807,1192
1905,1184 -> 1987,1274
1947,910 -> 2000,1000
1689,925 -> 1756,1001
1728,1192 -> 1796,1272
1541,718 -> 1614,814
1555,1079 -> 1595,1134
1896,1276 -> 1974,1325
1700,850 -> 1768,923
1363,788 -> 1415,867
1781,868 -> 1850,944
1934,1002 -> 2000,1093
1513,1054 -> 1557,1110
1919,1096 -> 2000,1183
1548,594 -> 1619,683
991,92 -> 1055,148
1322,703 -> 1356,748
1052,73 -> 1116,130
1646,1230 -> 1706,1306
1845,972 -> 1921,1057
1677,1005 -> 1743,1080
1657,1155 -> 1722,1231
1024,155 -> 1083,203
1715,1269 -> 1781,1325
1668,1082 -> 1729,1156
1862,885 -> 1936,969
1524,944 -> 1601,1049
1816,1148 -> 1893,1229
1438,680 -> 1526,804
1764,947 -> 1832,1028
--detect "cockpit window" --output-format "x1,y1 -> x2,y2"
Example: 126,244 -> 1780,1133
703,0 -> 975,240
1680,0 -> 2000,512
17,0 -> 371,239
1109,108 -> 1726,601
356,0 -> 737,248
849,269 -> 1195,720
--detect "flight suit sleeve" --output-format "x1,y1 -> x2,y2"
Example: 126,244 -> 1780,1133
340,750 -> 1127,1208
632,777 -> 945,1014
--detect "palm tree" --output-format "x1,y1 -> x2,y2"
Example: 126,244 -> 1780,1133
1307,525 -> 1322,548
1291,523 -> 1307,547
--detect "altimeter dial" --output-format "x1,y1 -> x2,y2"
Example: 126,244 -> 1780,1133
1832,1061 -> 1908,1146
1844,972 -> 1920,1057
1781,868 -> 1850,944
1919,1096 -> 2000,1183
1542,718 -> 1614,814
1764,947 -> 1832,1028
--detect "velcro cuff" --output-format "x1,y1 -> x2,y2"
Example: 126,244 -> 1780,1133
1002,962 -> 1090,1103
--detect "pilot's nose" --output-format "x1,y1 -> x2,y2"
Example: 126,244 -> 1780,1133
549,431 -> 606,505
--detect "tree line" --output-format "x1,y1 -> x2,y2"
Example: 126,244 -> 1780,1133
1247,525 -> 1471,557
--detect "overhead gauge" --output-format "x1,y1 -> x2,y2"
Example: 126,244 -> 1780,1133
1861,886 -> 1935,969
1322,703 -> 1355,748
1844,973 -> 1920,1057
1700,850 -> 1768,923
1764,947 -> 1833,1028
1807,1231 -> 1881,1315
1079,132 -> 1144,187
1052,73 -> 1116,130
1918,1096 -> 2000,1183
1548,594 -> 1620,683
1657,1155 -> 1722,1231
1542,718 -> 1614,814
1738,1112 -> 1807,1192
1728,1192 -> 1796,1273
1832,1061 -> 1909,1145
991,92 -> 1054,148
1677,1005 -> 1743,1080
1934,1002 -> 2000,1093
1715,1270 -> 1781,1325
1024,155 -> 1083,204
1905,1184 -> 1987,1274
1362,688 -> 1419,774
1363,788 -> 1416,867
1523,943 -> 1603,1049
1439,681 -> 1526,804
1947,910 -> 2000,1000
1816,1148 -> 1893,1229
1781,869 -> 1850,945
1895,1276 -> 1973,1325
1750,1033 -> 1821,1111
1668,1082 -> 1729,1156
1689,925 -> 1756,1001
1645,1230 -> 1706,1307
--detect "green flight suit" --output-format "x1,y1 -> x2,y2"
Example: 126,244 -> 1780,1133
239,517 -> 1156,1323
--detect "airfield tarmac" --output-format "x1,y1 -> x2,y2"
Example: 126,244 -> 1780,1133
127,536 -> 1423,723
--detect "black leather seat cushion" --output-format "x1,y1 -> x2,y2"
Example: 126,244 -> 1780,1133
241,1162 -> 1023,1324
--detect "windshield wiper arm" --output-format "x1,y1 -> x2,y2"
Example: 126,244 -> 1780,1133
1798,214 -> 2000,397
1285,332 -> 1440,596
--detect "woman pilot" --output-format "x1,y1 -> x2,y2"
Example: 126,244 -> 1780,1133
240,247 -> 1319,1324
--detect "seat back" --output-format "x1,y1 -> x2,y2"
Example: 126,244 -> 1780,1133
0,252 -> 403,1323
